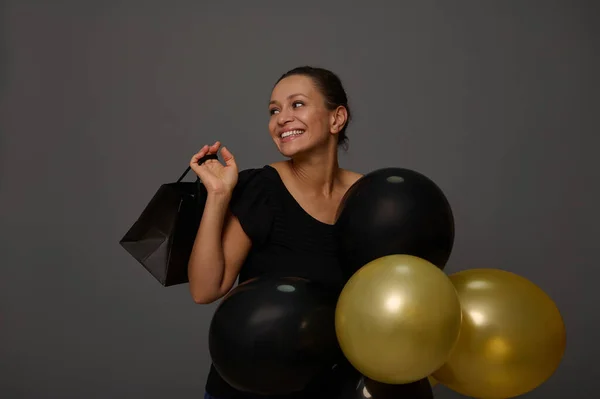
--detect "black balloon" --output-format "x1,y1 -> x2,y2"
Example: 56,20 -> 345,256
335,167 -> 454,279
208,276 -> 342,395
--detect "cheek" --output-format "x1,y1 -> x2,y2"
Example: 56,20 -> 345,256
268,117 -> 277,135
298,109 -> 324,127
308,112 -> 330,132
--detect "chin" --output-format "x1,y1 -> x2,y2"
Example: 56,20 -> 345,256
278,148 -> 302,159
274,134 -> 331,159
274,140 -> 304,157
279,143 -> 317,159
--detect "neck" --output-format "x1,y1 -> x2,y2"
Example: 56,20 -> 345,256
287,143 -> 340,198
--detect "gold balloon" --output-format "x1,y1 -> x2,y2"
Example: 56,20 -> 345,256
335,254 -> 463,384
433,269 -> 566,399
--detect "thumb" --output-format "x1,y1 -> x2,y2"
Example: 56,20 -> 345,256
220,146 -> 236,166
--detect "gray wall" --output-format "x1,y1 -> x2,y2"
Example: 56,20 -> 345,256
1,1 -> 597,398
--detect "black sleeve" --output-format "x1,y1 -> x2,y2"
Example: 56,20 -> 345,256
229,168 -> 274,247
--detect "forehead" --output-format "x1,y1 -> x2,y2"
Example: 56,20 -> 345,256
270,75 -> 319,100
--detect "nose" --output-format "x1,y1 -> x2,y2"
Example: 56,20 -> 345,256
276,107 -> 294,125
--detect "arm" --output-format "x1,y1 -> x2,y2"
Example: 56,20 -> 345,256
186,142 -> 250,304
187,192 -> 252,304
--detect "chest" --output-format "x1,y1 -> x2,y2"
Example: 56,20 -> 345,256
283,188 -> 345,226
296,200 -> 339,225
240,200 -> 344,288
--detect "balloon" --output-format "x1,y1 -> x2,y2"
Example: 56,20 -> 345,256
335,255 -> 462,384
362,377 -> 434,399
208,276 -> 341,395
341,376 -> 434,399
329,361 -> 434,399
335,167 -> 454,279
433,269 -> 566,399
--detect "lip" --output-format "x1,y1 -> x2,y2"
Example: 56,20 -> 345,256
279,128 -> 305,143
278,128 -> 305,137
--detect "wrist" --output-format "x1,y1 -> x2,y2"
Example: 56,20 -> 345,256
205,191 -> 233,205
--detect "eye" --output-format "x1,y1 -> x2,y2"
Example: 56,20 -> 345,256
269,108 -> 279,115
292,101 -> 304,108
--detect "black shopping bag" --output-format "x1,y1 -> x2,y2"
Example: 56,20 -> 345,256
119,165 -> 209,286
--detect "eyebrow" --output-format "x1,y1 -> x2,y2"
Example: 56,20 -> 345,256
269,93 -> 308,105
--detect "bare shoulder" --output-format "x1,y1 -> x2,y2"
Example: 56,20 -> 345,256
269,161 -> 286,168
268,160 -> 287,172
340,168 -> 363,187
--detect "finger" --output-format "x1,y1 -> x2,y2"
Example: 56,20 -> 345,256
208,141 -> 221,153
190,145 -> 209,163
197,153 -> 220,166
220,146 -> 236,167
196,145 -> 209,156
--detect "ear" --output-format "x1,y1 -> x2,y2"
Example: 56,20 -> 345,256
330,106 -> 348,135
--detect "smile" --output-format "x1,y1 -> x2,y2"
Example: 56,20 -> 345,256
281,129 -> 305,139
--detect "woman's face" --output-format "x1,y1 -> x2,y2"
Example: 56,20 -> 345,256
268,75 -> 337,158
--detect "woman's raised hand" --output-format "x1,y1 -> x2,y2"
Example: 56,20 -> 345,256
190,141 -> 239,196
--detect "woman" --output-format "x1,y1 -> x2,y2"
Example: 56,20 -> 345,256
188,66 -> 363,399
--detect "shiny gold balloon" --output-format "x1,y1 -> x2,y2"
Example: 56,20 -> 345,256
428,376 -> 438,387
433,269 -> 566,399
335,255 -> 463,384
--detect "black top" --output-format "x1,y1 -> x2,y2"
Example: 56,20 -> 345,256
205,165 -> 347,398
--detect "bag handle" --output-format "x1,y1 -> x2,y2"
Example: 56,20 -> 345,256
176,154 -> 219,183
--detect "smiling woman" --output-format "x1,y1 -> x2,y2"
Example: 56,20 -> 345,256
269,66 -> 352,153
187,66 -> 363,399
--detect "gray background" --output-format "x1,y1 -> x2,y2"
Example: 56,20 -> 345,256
1,1 -> 598,398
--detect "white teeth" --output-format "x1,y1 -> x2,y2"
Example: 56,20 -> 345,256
281,130 -> 304,138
